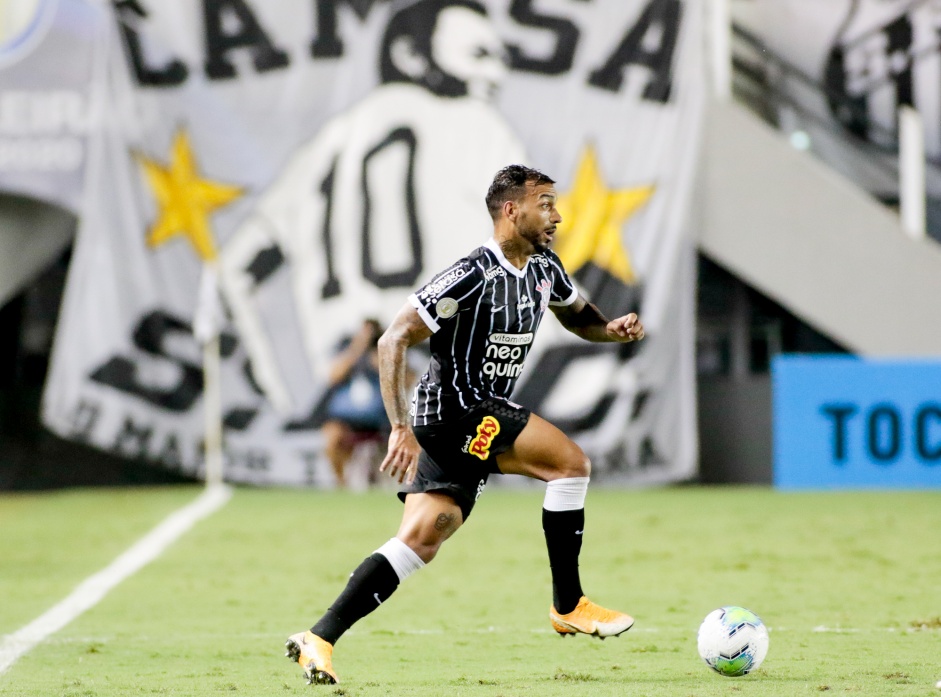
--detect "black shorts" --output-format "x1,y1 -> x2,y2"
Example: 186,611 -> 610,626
397,397 -> 531,521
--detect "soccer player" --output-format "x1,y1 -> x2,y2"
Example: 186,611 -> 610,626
286,165 -> 646,685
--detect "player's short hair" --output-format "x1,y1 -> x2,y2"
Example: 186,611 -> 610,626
379,0 -> 489,96
485,165 -> 555,221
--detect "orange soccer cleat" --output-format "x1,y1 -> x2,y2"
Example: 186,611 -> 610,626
285,630 -> 339,685
549,596 -> 634,639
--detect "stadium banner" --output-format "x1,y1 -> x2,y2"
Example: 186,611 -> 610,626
773,356 -> 941,490
0,0 -> 105,213
752,1 -> 941,194
41,0 -> 703,486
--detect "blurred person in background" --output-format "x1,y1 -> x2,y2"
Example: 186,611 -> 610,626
321,318 -> 388,488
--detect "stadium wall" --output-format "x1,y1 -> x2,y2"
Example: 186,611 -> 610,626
698,98 -> 941,356
697,374 -> 772,484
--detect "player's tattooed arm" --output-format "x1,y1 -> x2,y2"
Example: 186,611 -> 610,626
377,304 -> 432,484
378,304 -> 432,426
551,293 -> 645,343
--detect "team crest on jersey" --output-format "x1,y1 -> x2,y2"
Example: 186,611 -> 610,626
536,279 -> 551,312
436,297 -> 458,318
468,415 -> 501,460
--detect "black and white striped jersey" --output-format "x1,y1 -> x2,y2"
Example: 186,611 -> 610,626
408,238 -> 578,426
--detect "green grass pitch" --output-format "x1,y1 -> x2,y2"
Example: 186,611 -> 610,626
1,484 -> 940,696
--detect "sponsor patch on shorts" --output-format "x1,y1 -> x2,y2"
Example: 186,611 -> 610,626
468,415 -> 500,460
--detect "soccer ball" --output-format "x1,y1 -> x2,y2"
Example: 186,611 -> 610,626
697,606 -> 769,677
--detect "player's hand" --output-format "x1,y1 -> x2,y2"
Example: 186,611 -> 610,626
606,313 -> 645,342
380,425 -> 421,485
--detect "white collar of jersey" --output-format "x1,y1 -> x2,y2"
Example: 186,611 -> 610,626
485,238 -> 529,278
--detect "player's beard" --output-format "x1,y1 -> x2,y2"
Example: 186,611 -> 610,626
521,226 -> 554,253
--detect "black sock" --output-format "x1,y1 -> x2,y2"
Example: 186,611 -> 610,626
542,508 -> 585,615
310,553 -> 400,645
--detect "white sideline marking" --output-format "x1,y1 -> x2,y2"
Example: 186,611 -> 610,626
0,484 -> 233,676
813,625 -> 862,633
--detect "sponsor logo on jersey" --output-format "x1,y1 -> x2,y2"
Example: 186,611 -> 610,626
417,265 -> 467,301
518,294 -> 535,310
489,332 -> 533,346
436,297 -> 458,318
531,254 -> 550,267
469,415 -> 500,460
475,478 -> 487,500
484,265 -> 505,281
483,343 -> 526,378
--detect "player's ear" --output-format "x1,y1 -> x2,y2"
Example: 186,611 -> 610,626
502,199 -> 517,220
390,35 -> 429,81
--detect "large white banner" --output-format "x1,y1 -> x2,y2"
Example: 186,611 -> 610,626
41,0 -> 703,486
753,0 -> 941,195
0,0 -> 104,212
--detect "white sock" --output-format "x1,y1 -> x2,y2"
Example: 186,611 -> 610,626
374,537 -> 426,582
543,476 -> 589,512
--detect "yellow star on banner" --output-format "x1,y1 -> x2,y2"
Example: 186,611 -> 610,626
137,130 -> 242,262
554,145 -> 655,284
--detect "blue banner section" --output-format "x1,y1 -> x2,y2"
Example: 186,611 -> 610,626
773,356 -> 941,489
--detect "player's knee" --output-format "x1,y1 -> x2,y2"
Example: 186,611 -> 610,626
411,541 -> 441,564
398,534 -> 444,564
545,447 -> 590,480
570,453 -> 591,479
398,512 -> 461,563
560,441 -> 590,479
